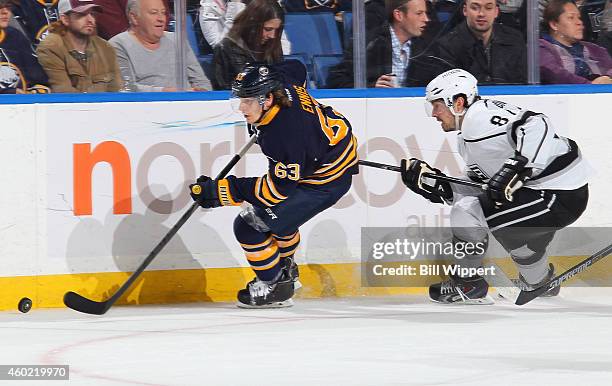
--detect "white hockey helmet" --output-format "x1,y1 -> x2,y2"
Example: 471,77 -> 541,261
425,69 -> 478,118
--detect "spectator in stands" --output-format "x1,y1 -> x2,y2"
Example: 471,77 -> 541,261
0,0 -> 49,93
96,0 -> 131,40
596,0 -> 611,57
365,0 -> 386,33
110,0 -> 211,91
431,0 -> 527,84
366,0 -> 443,35
199,0 -> 290,52
10,0 -> 59,48
328,0 -> 435,88
37,0 -> 122,92
199,0 -> 245,46
540,0 -> 611,84
96,0 -> 170,40
282,0 -> 350,13
212,0 -> 285,89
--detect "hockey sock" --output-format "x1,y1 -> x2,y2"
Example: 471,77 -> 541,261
234,215 -> 281,282
274,231 -> 300,259
511,245 -> 550,285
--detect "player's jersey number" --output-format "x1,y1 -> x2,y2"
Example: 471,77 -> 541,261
315,106 -> 349,146
274,163 -> 300,181
490,116 -> 509,126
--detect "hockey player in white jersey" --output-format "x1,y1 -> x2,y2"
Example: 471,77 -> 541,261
401,69 -> 591,304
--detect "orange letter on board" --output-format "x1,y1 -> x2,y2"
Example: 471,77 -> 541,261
73,142 -> 132,215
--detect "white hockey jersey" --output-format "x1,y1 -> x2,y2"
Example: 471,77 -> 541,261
457,99 -> 591,190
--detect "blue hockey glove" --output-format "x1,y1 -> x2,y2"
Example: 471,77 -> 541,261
189,176 -> 242,208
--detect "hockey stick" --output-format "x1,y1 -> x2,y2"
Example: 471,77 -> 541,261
358,160 -> 488,190
63,134 -> 259,315
514,242 -> 612,306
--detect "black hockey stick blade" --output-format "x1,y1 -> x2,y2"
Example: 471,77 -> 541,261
357,159 -> 486,189
63,134 -> 258,315
515,242 -> 612,306
63,291 -> 111,315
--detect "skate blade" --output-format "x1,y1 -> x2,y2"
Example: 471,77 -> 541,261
498,288 -> 560,301
430,295 -> 495,305
495,286 -> 521,303
236,299 -> 294,309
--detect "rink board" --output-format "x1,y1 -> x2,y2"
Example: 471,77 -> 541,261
0,89 -> 610,310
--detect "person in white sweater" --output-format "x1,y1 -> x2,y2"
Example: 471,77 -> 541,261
110,0 -> 212,92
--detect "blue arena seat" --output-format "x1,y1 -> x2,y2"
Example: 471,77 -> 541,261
284,13 -> 343,59
312,54 -> 343,89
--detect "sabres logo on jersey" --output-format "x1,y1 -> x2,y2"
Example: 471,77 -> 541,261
35,25 -> 51,44
0,61 -> 26,92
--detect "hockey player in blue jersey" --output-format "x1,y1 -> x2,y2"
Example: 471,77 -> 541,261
401,69 -> 590,304
189,62 -> 358,308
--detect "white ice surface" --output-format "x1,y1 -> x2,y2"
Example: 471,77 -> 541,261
2,289 -> 612,386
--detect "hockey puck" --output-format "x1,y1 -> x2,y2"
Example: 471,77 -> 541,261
18,297 -> 32,313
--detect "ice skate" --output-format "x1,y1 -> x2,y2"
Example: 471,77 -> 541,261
284,256 -> 302,291
237,263 -> 295,308
429,274 -> 494,305
507,263 -> 560,298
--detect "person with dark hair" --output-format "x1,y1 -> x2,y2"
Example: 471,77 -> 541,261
0,0 -> 49,93
36,0 -> 122,92
401,69 -> 590,304
211,0 -> 285,90
432,0 -> 527,84
540,0 -> 612,84
328,0 -> 435,88
189,61 -> 358,307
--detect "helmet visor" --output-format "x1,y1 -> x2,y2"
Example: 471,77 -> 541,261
424,100 -> 433,117
230,96 -> 262,114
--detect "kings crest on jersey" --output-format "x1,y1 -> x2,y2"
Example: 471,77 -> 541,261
458,98 -> 592,190
228,65 -> 359,208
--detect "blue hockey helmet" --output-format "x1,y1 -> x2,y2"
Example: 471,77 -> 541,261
231,63 -> 284,101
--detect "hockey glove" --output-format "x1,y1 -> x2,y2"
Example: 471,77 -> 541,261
487,154 -> 529,205
401,158 -> 453,204
189,175 -> 242,208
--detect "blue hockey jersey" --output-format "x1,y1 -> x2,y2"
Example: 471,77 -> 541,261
11,0 -> 59,47
226,83 -> 359,208
0,27 -> 49,93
